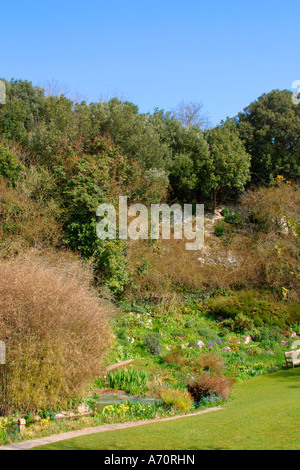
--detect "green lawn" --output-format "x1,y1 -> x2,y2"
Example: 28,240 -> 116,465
36,368 -> 300,450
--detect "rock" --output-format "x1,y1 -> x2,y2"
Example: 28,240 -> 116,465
222,346 -> 232,352
54,413 -> 66,420
77,403 -> 89,415
197,340 -> 205,349
18,418 -> 26,433
244,336 -> 251,345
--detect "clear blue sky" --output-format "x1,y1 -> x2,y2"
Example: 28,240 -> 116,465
1,0 -> 299,125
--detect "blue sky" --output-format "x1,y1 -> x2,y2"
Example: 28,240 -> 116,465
1,0 -> 299,125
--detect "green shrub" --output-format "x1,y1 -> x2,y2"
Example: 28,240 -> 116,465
221,208 -> 243,225
144,333 -> 163,355
0,142 -> 24,184
255,326 -> 283,343
233,313 -> 254,332
197,328 -> 217,343
214,223 -> 225,237
207,290 -> 295,328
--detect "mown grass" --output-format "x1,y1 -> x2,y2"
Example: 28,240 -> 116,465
35,368 -> 300,450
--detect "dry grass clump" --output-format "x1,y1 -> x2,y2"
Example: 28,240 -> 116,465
0,252 -> 112,414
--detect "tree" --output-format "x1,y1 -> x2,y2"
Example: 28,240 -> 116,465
205,120 -> 251,211
237,89 -> 300,184
87,98 -> 172,170
149,109 -> 211,201
172,100 -> 211,129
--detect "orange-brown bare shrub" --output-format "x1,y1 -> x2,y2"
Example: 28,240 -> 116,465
0,253 -> 112,414
198,353 -> 224,374
188,374 -> 234,402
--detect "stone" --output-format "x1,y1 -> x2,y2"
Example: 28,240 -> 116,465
197,340 -> 205,349
244,336 -> 251,345
54,413 -> 66,420
77,403 -> 89,415
18,418 -> 26,433
222,346 -> 232,352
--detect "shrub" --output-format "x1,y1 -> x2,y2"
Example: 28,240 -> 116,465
159,388 -> 194,413
0,142 -> 24,184
198,353 -> 224,373
214,223 -> 225,237
0,180 -> 61,256
221,208 -> 243,225
233,313 -> 254,332
163,348 -> 190,367
197,328 -> 217,343
0,252 -> 112,414
255,326 -> 283,343
144,333 -> 162,355
188,374 -> 234,402
207,290 -> 295,328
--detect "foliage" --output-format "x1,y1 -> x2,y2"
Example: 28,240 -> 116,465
106,369 -> 150,395
188,374 -> 234,402
198,353 -> 225,373
206,290 -> 298,328
159,388 -> 194,413
205,120 -> 251,209
98,401 -> 163,422
221,208 -> 243,225
0,142 -> 24,184
0,253 -> 112,413
144,333 -> 163,355
237,89 -> 300,184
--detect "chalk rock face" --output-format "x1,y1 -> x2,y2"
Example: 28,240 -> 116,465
244,336 -> 251,345
197,340 -> 205,349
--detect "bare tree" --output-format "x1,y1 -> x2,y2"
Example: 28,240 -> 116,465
39,79 -> 87,103
172,100 -> 211,129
